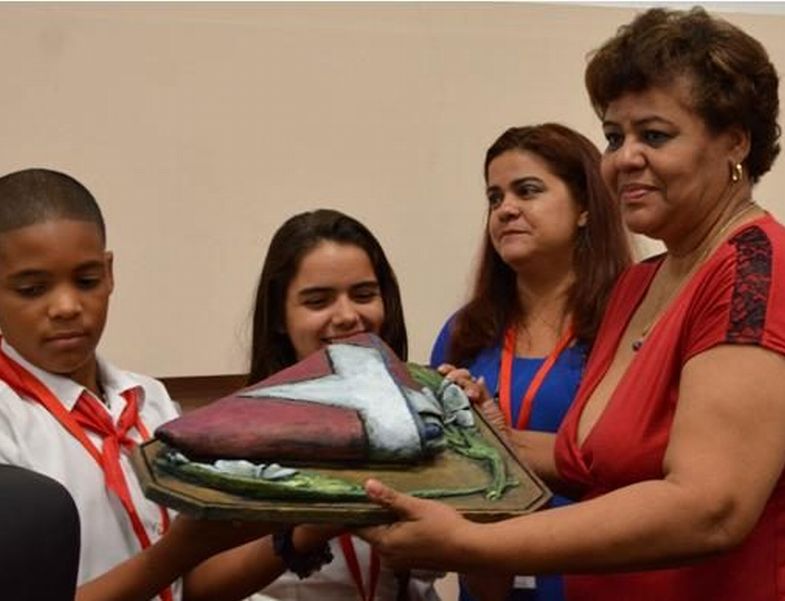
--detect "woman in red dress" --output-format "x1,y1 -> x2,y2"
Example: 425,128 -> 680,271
358,8 -> 785,601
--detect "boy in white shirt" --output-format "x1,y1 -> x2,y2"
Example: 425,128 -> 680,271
0,168 -> 289,601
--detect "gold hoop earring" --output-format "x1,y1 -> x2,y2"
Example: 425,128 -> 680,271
731,162 -> 743,183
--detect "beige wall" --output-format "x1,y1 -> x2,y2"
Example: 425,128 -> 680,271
1,2 -> 783,376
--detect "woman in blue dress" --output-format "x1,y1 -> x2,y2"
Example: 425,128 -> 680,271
430,124 -> 631,601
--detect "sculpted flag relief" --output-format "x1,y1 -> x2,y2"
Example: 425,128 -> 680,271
154,333 -> 512,501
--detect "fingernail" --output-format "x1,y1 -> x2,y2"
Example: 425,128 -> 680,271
364,478 -> 382,496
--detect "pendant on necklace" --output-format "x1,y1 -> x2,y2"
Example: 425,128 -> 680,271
632,326 -> 650,351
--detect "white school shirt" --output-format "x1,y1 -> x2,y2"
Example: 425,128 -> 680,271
252,535 -> 442,601
0,341 -> 182,599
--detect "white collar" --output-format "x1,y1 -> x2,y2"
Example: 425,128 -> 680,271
1,339 -> 144,412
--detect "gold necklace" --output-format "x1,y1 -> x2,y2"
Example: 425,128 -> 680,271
631,201 -> 760,352
527,312 -> 566,336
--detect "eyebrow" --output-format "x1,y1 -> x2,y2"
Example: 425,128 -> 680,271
602,116 -> 674,128
487,176 -> 544,190
297,280 -> 379,296
7,260 -> 106,280
350,281 -> 380,289
297,286 -> 333,297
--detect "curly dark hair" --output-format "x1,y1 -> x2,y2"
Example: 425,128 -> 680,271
585,6 -> 780,183
446,124 -> 631,366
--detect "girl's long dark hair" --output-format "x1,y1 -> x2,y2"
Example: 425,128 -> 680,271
247,209 -> 407,384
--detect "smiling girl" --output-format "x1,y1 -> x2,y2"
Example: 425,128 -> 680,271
247,209 -> 439,601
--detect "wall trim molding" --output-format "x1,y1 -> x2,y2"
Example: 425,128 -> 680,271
158,374 -> 247,411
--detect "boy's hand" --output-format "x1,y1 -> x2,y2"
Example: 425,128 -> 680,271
169,514 -> 275,560
75,515 -> 277,601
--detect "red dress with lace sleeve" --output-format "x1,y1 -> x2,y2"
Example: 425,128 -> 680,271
555,215 -> 785,601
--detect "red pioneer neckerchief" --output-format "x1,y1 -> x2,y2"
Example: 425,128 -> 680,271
499,324 -> 575,430
339,533 -> 380,601
0,345 -> 173,601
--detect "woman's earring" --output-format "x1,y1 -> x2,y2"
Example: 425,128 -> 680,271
731,162 -> 743,183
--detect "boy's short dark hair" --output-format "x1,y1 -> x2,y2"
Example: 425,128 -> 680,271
0,168 -> 106,243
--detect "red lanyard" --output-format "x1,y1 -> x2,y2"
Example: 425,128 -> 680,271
499,324 -> 575,430
0,346 -> 173,601
339,534 -> 380,601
